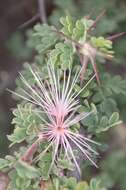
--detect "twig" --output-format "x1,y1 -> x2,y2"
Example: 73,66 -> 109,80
38,0 -> 47,23
19,0 -> 47,28
19,14 -> 40,29
87,9 -> 106,33
107,32 -> 126,41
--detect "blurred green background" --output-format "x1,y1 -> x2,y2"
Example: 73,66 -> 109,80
0,0 -> 126,189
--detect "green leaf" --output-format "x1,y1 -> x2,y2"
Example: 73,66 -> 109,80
91,37 -> 112,49
100,116 -> 108,128
57,158 -> 74,171
38,152 -> 52,179
60,16 -> 74,36
15,160 -> 40,179
96,112 -> 121,133
12,103 -> 42,137
99,98 -> 117,116
76,181 -> 89,190
60,16 -> 87,41
0,158 -> 9,169
90,178 -> 101,190
72,20 -> 85,40
64,177 -> 77,189
8,127 -> 27,145
109,112 -> 119,125
49,42 -> 74,69
28,24 -> 59,53
102,74 -> 126,96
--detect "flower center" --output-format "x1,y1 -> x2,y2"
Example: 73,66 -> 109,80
54,125 -> 66,136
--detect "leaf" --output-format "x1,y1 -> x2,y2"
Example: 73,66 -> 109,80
90,178 -> 101,190
57,158 -> 74,171
72,20 -> 85,40
109,112 -> 119,125
76,181 -> 89,190
60,16 -> 74,36
49,42 -> 74,69
38,153 -> 52,179
8,127 -> 27,145
99,98 -> 117,116
96,112 -> 121,133
64,177 -> 77,189
28,24 -> 59,53
60,16 -> 87,40
102,74 -> 126,96
100,116 -> 108,128
91,37 -> 113,49
12,103 -> 42,137
15,160 -> 40,179
0,158 -> 9,169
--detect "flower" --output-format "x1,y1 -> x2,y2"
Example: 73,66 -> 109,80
12,63 -> 98,174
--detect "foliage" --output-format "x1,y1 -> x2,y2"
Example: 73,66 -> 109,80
8,103 -> 42,146
27,24 -> 59,53
48,177 -> 107,190
0,4 -> 126,189
99,151 -> 126,190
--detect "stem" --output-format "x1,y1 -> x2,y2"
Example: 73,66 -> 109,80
38,0 -> 47,23
107,32 -> 126,41
87,9 -> 106,33
21,138 -> 42,163
19,14 -> 39,29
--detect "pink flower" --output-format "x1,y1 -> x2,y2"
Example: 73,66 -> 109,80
12,64 -> 98,174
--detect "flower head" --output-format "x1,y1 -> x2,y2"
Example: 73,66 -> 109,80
12,63 -> 98,174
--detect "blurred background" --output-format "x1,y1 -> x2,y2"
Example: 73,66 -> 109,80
0,0 -> 126,189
